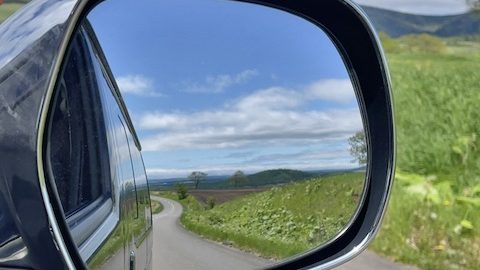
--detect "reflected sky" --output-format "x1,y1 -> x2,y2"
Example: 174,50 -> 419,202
88,0 -> 364,179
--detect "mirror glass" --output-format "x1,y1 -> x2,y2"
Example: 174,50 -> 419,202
87,0 -> 367,269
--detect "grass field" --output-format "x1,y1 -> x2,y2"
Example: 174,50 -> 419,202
159,173 -> 365,259
370,43 -> 480,270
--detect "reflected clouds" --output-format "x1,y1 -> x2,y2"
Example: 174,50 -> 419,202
178,69 -> 259,93
0,0 -> 76,68
139,79 -> 361,152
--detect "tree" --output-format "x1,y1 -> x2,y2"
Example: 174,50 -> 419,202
174,182 -> 188,200
228,170 -> 248,187
467,0 -> 480,12
188,171 -> 207,189
348,131 -> 367,165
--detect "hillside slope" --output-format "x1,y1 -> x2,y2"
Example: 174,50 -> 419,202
179,172 -> 365,258
361,5 -> 480,37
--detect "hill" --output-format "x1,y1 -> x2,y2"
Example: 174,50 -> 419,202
244,169 -> 313,187
361,5 -> 480,37
150,169 -> 320,189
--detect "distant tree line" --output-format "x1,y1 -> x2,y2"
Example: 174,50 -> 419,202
379,32 -> 447,54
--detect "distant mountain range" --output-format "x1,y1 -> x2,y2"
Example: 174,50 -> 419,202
360,5 -> 480,37
149,167 -> 366,190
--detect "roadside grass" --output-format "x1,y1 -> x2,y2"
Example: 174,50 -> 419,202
387,51 -> 480,183
372,174 -> 480,270
161,173 -> 364,259
371,45 -> 480,270
151,199 -> 164,214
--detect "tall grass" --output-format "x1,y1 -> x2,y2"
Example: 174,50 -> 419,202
391,52 -> 480,189
372,48 -> 480,270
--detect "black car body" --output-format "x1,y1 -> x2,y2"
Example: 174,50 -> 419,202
0,1 -> 152,269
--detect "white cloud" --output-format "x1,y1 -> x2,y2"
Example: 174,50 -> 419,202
116,75 -> 162,97
306,79 -> 357,103
138,79 -> 362,151
355,0 -> 469,15
180,69 -> 259,93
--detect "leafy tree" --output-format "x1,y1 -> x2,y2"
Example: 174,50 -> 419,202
188,171 -> 207,189
174,182 -> 188,200
348,131 -> 367,165
228,170 -> 248,187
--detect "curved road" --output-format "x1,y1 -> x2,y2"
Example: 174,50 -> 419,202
151,196 -> 271,270
151,196 -> 418,270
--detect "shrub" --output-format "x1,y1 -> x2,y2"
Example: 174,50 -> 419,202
174,182 -> 188,200
206,196 -> 216,209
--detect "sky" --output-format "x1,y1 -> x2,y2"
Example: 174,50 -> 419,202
355,0 -> 470,15
88,0 -> 365,179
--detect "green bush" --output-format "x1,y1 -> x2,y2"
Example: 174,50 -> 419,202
206,196 -> 216,209
174,182 -> 188,200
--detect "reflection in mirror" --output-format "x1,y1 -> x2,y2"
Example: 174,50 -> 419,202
88,0 -> 367,269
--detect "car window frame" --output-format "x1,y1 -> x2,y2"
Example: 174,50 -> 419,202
44,24 -> 116,248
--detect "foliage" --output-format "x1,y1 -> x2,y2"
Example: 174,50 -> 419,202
399,34 -> 447,53
188,171 -> 207,189
150,199 -> 164,214
388,52 -> 480,188
228,170 -> 248,187
244,169 -> 313,187
371,41 -> 480,269
380,33 -> 447,54
180,173 -> 365,259
206,196 -> 216,209
379,32 -> 401,53
372,172 -> 480,270
348,131 -> 367,165
174,182 -> 188,200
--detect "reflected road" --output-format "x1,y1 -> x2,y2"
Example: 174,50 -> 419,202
151,196 -> 271,270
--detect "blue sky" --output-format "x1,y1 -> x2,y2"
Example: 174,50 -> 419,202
88,0 -> 364,179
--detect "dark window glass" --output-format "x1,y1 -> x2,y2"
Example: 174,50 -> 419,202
47,30 -> 111,217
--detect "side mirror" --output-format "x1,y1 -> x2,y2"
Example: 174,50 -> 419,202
0,0 -> 394,270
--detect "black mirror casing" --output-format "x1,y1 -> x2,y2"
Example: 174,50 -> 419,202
0,0 -> 394,269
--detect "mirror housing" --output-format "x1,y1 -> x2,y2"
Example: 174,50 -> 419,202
0,0 -> 394,269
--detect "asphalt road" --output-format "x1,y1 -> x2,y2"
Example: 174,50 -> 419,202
151,196 -> 418,270
151,196 -> 271,270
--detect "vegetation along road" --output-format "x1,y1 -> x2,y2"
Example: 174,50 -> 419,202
151,195 -> 418,270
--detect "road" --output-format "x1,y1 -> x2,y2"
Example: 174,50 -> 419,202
151,196 -> 271,270
151,196 -> 418,270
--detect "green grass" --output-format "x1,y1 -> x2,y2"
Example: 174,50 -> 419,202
169,173 -> 364,259
387,50 -> 480,184
0,3 -> 25,24
372,175 -> 480,270
370,44 -> 480,270
151,199 -> 164,214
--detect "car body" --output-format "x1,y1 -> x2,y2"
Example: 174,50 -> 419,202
0,1 -> 152,269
